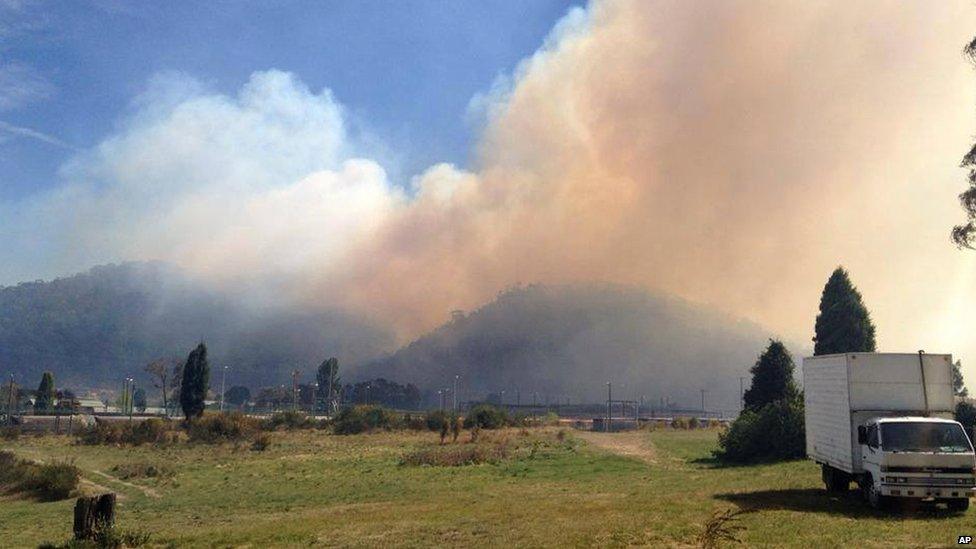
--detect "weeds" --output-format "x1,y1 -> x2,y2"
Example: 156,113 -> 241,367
697,508 -> 757,548
0,451 -> 79,501
110,461 -> 173,480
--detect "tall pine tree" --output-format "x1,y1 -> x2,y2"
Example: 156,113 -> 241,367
813,267 -> 877,355
743,340 -> 799,412
35,371 -> 55,412
180,343 -> 210,420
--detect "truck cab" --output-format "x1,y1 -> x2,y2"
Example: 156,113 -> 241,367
856,417 -> 975,510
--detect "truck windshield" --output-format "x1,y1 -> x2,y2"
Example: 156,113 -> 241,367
880,422 -> 973,453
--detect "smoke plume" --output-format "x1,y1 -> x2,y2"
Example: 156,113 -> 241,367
4,1 -> 976,375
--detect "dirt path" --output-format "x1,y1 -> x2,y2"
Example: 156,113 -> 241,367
89,470 -> 160,499
575,431 -> 656,464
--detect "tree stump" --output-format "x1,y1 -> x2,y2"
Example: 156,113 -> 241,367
73,493 -> 115,540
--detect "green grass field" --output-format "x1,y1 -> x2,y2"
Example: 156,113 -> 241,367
0,427 -> 970,548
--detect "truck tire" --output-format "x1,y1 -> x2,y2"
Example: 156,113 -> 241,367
822,465 -> 849,493
862,475 -> 888,510
948,498 -> 970,512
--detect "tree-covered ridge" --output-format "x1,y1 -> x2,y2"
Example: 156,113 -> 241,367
0,262 -> 392,390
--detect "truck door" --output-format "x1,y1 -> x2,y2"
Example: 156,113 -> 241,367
862,423 -> 881,472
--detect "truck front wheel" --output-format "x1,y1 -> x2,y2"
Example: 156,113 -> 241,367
822,465 -> 850,493
948,498 -> 970,512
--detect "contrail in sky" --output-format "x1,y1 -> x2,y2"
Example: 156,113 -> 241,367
0,119 -> 77,150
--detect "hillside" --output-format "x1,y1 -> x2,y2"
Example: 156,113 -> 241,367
359,284 -> 788,411
0,263 -> 393,390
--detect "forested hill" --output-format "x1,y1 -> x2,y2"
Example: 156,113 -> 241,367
358,284 -> 786,411
0,263 -> 393,390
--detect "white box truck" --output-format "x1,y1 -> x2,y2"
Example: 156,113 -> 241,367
803,352 -> 975,510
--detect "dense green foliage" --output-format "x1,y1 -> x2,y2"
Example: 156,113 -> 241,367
316,357 -> 341,410
463,404 -> 509,429
331,405 -> 396,434
35,371 -> 55,412
719,342 -> 804,463
224,385 -> 250,407
716,398 -> 805,463
742,340 -> 798,412
180,343 -> 210,420
813,267 -> 876,355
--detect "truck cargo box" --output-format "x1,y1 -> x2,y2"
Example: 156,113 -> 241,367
802,353 -> 954,474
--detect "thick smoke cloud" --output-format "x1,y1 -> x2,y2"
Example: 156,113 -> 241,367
4,1 -> 976,377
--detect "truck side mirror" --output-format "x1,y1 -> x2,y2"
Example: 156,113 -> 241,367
857,425 -> 867,445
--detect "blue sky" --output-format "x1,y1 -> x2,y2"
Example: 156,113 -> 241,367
0,0 -> 581,200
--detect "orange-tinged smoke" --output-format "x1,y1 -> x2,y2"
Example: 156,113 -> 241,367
322,0 -> 976,373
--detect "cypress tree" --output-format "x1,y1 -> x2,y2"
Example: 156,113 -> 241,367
813,267 -> 877,355
180,343 -> 210,420
742,340 -> 799,412
35,371 -> 55,412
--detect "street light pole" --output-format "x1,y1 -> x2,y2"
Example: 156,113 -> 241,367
739,377 -> 745,410
453,375 -> 459,412
606,381 -> 612,433
220,365 -> 227,412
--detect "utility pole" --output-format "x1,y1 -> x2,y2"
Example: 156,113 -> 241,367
311,383 -> 318,415
606,381 -> 612,433
700,389 -> 707,417
219,365 -> 227,412
516,388 -> 520,407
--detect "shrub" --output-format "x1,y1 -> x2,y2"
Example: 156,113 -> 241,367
332,405 -> 395,435
21,461 -> 80,501
186,412 -> 260,443
424,410 -> 447,431
1,425 -> 20,440
463,404 -> 508,430
263,410 -> 314,431
77,419 -> 174,446
688,417 -> 701,429
250,433 -> 272,451
716,398 -> 805,463
401,440 -> 511,467
401,413 -> 427,431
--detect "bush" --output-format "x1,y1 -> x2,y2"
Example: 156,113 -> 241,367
716,398 -> 805,463
670,417 -> 690,430
463,404 -> 508,430
250,433 -> 272,451
425,410 -> 450,432
21,461 -> 80,501
688,417 -> 701,429
0,451 -> 79,501
77,419 -> 174,446
1,425 -> 20,440
332,405 -> 396,435
401,413 -> 427,431
401,440 -> 511,466
186,412 -> 260,443
263,410 -> 315,431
